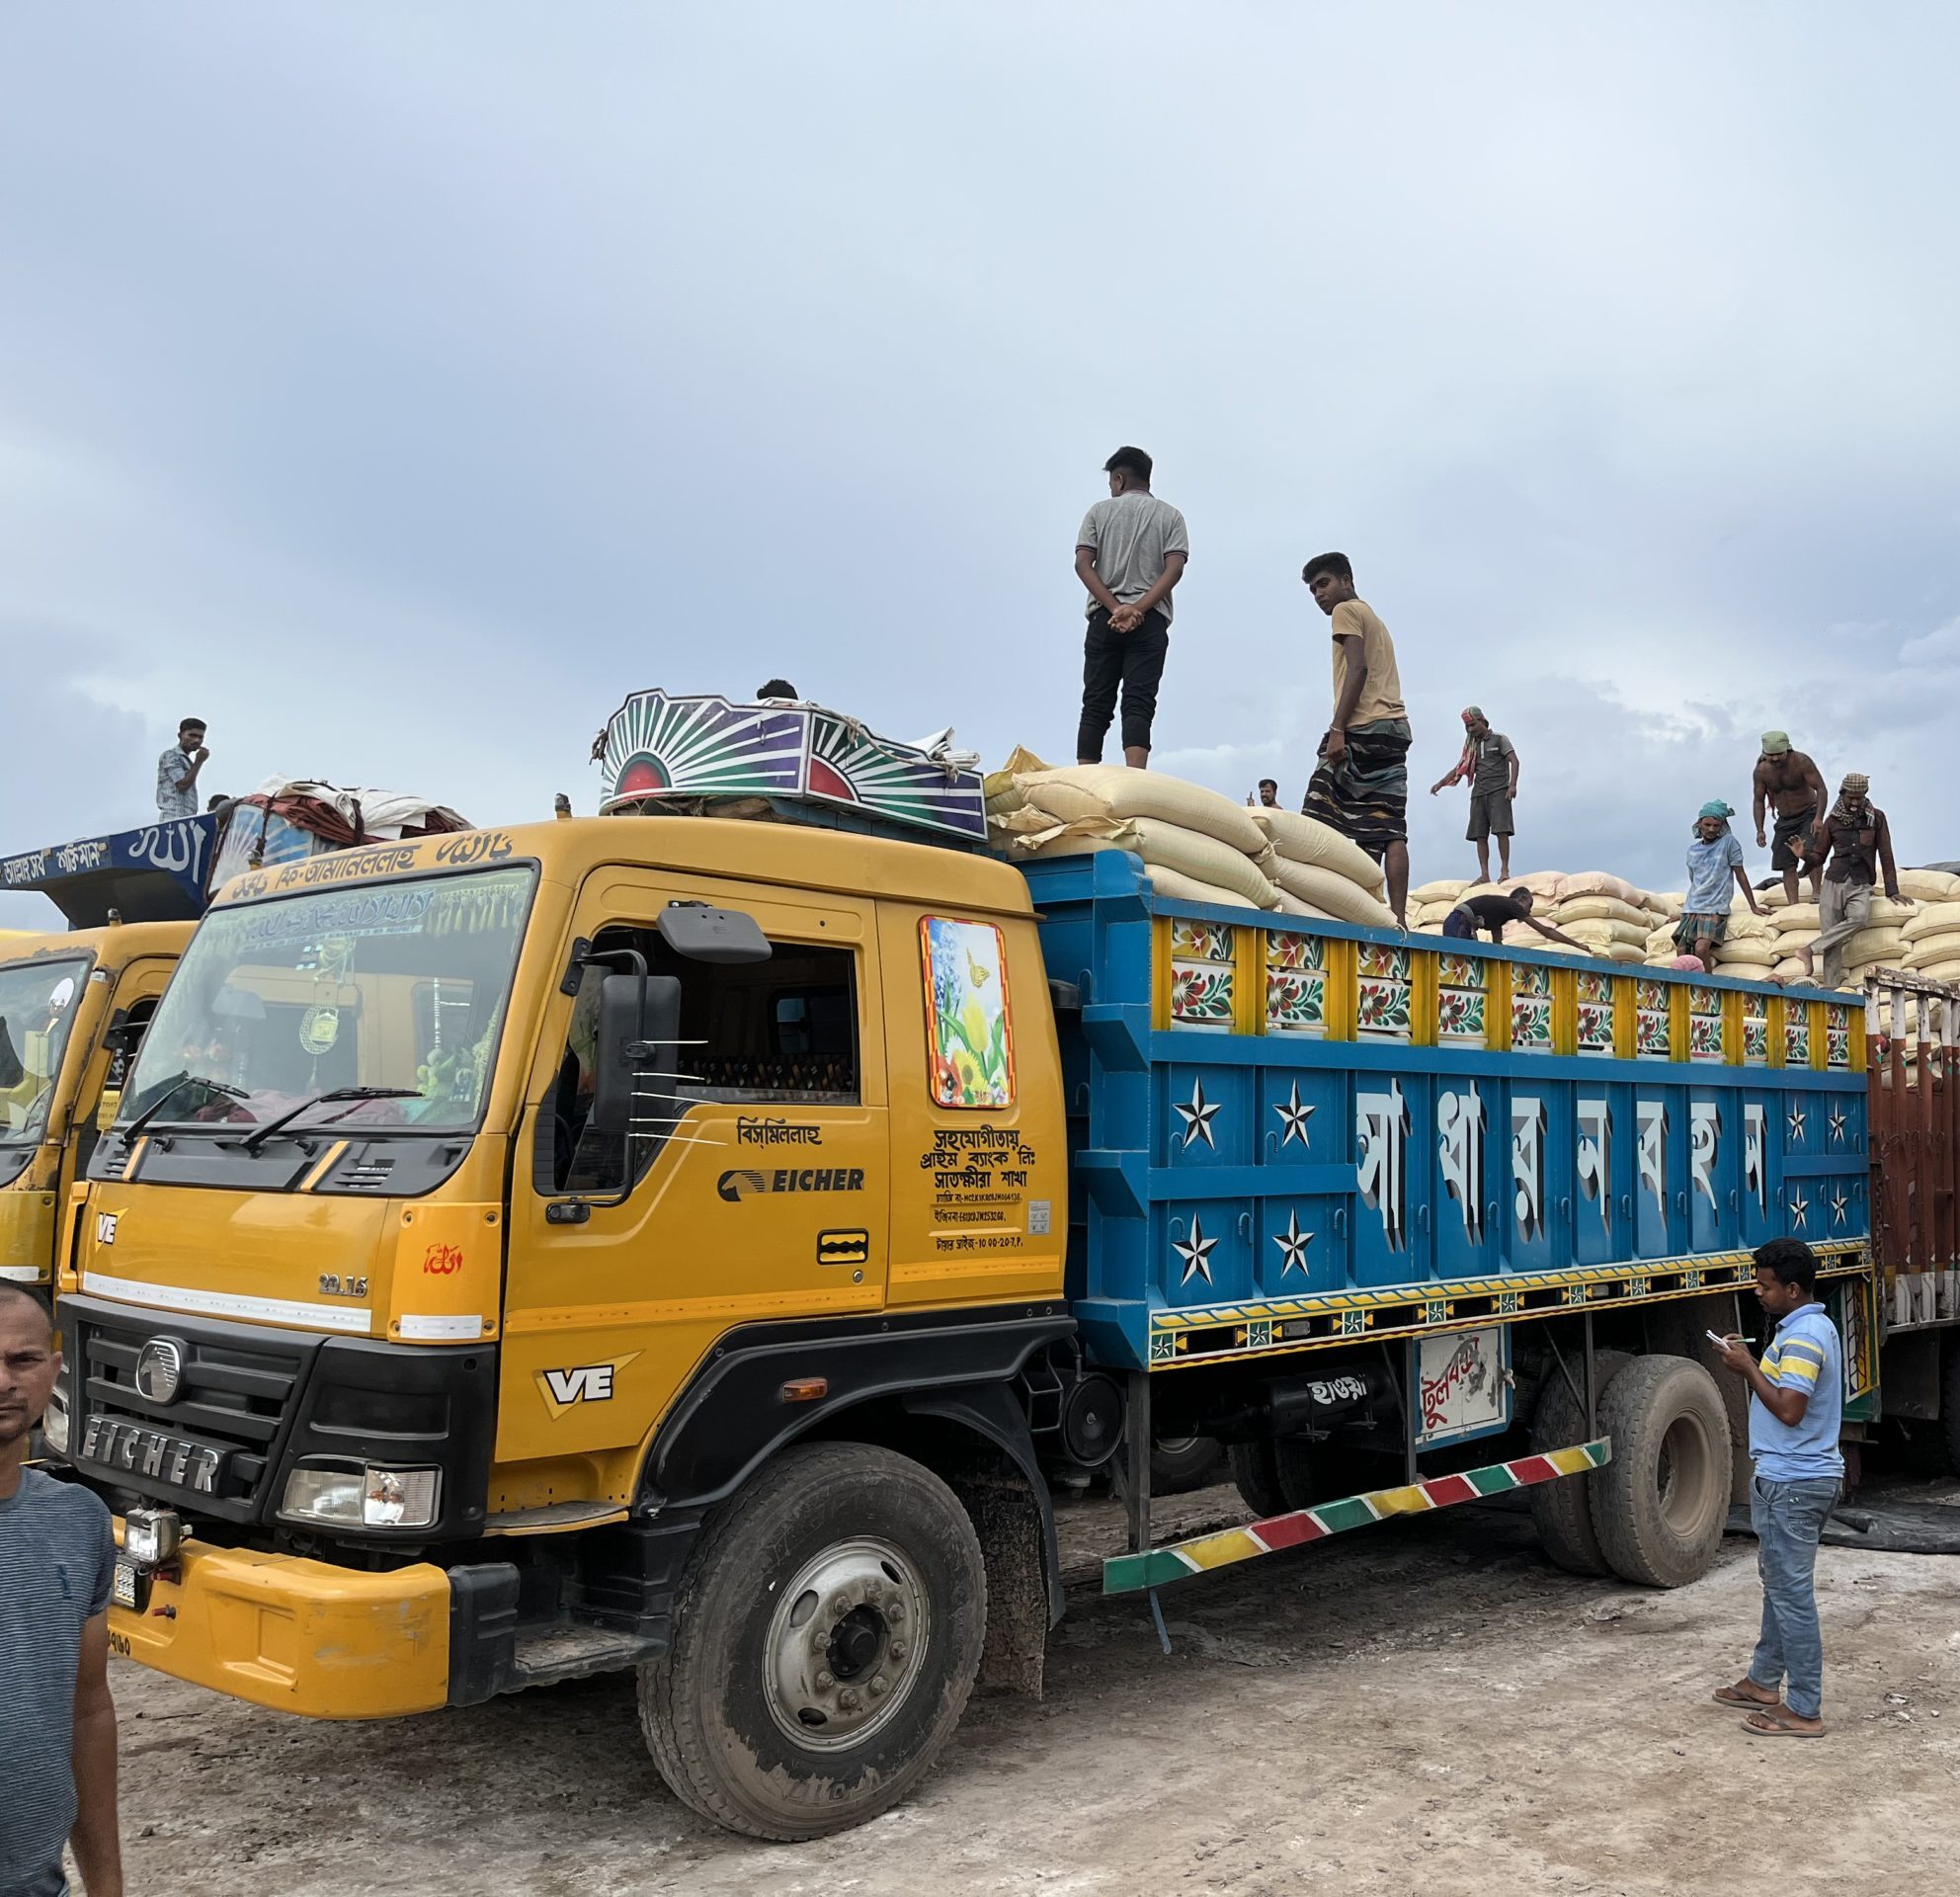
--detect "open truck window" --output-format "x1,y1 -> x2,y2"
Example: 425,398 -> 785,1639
542,927 -> 858,1195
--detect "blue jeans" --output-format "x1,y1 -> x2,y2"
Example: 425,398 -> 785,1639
1749,1473 -> 1841,1718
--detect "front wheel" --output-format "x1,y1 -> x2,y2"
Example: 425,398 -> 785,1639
1589,1355 -> 1731,1588
638,1442 -> 987,1839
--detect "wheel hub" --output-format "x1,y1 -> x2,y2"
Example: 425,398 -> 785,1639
766,1536 -> 930,1751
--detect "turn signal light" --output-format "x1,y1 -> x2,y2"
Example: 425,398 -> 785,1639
778,1377 -> 829,1404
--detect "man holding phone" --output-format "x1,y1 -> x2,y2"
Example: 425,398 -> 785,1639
1710,1238 -> 1843,1738
155,717 -> 210,820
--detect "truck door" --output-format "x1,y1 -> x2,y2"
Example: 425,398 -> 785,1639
500,875 -> 886,1495
70,960 -> 175,1182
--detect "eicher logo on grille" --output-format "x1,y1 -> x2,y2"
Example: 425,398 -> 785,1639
81,1416 -> 223,1494
716,1167 -> 866,1202
133,1339 -> 185,1405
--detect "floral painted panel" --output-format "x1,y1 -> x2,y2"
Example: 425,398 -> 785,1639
1357,976 -> 1412,1039
1172,959 -> 1235,1029
1513,962 -> 1554,1000
1828,1010 -> 1852,1069
1637,1007 -> 1673,1058
1577,999 -> 1615,1055
1172,918 -> 1234,964
1687,1011 -> 1725,1062
1358,943 -> 1411,982
1437,984 -> 1488,1044
1635,978 -> 1669,1013
1436,952 -> 1483,990
1265,930 -> 1324,974
1512,994 -> 1554,1052
1786,1009 -> 1812,1067
922,915 -> 1017,1108
1265,969 -> 1326,1034
1744,1015 -> 1769,1065
1576,969 -> 1614,1006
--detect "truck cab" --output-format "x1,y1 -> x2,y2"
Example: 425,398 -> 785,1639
0,922 -> 190,1300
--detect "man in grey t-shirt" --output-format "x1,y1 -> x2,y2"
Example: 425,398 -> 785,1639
1074,447 -> 1188,768
0,1284 -> 122,1897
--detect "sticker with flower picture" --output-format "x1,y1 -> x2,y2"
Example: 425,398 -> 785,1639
1357,977 -> 1412,1039
1172,918 -> 1234,964
1358,943 -> 1411,981
1265,969 -> 1326,1034
1266,930 -> 1324,974
921,915 -> 1017,1109
1577,1000 -> 1614,1054
1172,960 -> 1236,1028
1512,995 -> 1554,1050
1436,985 -> 1487,1044
1637,1008 -> 1672,1057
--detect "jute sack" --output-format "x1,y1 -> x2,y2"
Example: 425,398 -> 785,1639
1898,868 -> 1960,903
1773,904 -> 1821,934
1560,917 -> 1648,948
1145,864 -> 1267,910
1840,926 -> 1904,965
1652,892 -> 1685,917
1270,857 -> 1397,929
1863,895 -> 1919,926
1553,895 -> 1651,929
1906,930 -> 1960,967
1512,870 -> 1566,897
1561,870 -> 1641,906
1715,939 -> 1779,968
1248,808 -> 1385,893
1603,945 -> 1645,963
1125,818 -> 1279,908
1411,878 -> 1471,904
1272,889 -> 1337,920
1904,902 -> 1960,944
1018,766 -> 1267,856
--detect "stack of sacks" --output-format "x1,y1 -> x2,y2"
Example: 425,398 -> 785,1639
1534,872 -> 1658,963
1407,878 -> 1472,935
983,752 -> 1394,926
1768,894 -> 1917,986
1901,899 -> 1960,982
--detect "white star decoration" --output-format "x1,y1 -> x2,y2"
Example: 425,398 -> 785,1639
1174,1216 -> 1218,1284
1828,1106 -> 1847,1144
1788,1104 -> 1807,1142
1175,1076 -> 1221,1149
1273,1209 -> 1313,1276
1790,1189 -> 1811,1232
1275,1081 -> 1315,1148
1830,1189 -> 1849,1227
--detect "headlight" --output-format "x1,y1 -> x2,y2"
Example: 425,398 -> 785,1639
41,1384 -> 70,1456
280,1463 -> 442,1530
123,1507 -> 183,1566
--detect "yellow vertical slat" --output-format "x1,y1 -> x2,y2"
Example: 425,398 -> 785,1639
1412,947 -> 1437,1048
1490,954 -> 1514,1051
1722,988 -> 1743,1064
1551,962 -> 1577,1055
1809,999 -> 1828,1072
1152,916 -> 1172,1031
1612,973 -> 1637,1060
1235,924 -> 1264,1036
1670,983 -> 1689,1063
1768,995 -> 1786,1069
1327,936 -> 1356,1040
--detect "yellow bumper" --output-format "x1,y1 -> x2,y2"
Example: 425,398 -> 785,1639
111,1522 -> 450,1719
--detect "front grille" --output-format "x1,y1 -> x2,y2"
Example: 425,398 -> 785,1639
76,1310 -> 305,1518
338,1156 -> 396,1191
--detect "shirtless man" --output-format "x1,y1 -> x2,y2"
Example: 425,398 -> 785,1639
1752,732 -> 1829,907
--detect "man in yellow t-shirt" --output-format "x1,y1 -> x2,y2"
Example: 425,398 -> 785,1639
1300,551 -> 1412,926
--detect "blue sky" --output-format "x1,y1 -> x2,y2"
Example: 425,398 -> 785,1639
4,3 -> 1957,924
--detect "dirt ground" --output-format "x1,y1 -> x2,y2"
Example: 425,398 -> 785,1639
105,1481 -> 1960,1897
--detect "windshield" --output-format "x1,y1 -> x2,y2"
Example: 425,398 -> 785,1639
121,866 -> 534,1136
0,956 -> 88,1145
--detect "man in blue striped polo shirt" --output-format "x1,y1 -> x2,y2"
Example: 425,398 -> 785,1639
1712,1238 -> 1844,1738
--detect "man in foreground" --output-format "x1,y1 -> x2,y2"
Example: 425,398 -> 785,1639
154,717 -> 209,820
1712,1239 -> 1844,1738
1797,773 -> 1901,989
1429,705 -> 1519,885
1752,731 -> 1829,907
1441,886 -> 1587,951
1073,447 -> 1189,769
0,1282 -> 122,1894
1300,551 -> 1412,926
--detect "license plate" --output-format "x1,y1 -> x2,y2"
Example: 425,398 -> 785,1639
112,1557 -> 140,1609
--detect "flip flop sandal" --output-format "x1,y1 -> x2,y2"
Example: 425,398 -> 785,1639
1743,1710 -> 1825,1737
1713,1685 -> 1781,1708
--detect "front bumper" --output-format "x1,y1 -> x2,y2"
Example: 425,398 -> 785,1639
111,1520 -> 451,1719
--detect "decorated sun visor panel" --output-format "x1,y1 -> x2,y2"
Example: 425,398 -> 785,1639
594,691 -> 988,843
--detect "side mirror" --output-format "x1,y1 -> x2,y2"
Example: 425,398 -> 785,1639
657,902 -> 772,965
590,972 -> 683,1140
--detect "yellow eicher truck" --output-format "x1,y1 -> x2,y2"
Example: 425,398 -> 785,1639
0,922 -> 191,1299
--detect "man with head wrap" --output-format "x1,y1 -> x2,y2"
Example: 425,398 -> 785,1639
1797,775 -> 1901,989
1752,732 -> 1829,907
1429,705 -> 1519,885
1674,800 -> 1763,970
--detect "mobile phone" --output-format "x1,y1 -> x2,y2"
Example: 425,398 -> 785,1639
1706,1329 -> 1751,1347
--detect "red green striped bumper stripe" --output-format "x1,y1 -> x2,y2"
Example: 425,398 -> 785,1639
1102,1439 -> 1612,1595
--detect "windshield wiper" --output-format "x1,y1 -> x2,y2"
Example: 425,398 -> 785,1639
123,1072 -> 249,1139
239,1086 -> 424,1155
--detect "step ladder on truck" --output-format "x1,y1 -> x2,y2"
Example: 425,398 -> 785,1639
45,693 -> 1960,1841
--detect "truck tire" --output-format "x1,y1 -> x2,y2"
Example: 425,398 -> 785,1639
1941,1336 -> 1960,1477
1588,1355 -> 1731,1588
1272,1438 -> 1379,1512
638,1442 -> 987,1840
1527,1349 -> 1632,1577
1228,1441 -> 1288,1517
1151,1436 -> 1226,1495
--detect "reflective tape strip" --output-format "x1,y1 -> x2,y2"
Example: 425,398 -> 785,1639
397,1314 -> 482,1340
81,1270 -> 370,1334
0,1265 -> 44,1282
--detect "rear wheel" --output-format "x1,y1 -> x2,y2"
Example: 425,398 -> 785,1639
1228,1441 -> 1288,1517
1151,1436 -> 1226,1495
638,1443 -> 986,1840
1941,1337 -> 1960,1477
1589,1355 -> 1731,1588
1527,1349 -> 1632,1576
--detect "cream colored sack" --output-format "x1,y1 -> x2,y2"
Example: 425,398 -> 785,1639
1272,889 -> 1337,920
1897,868 -> 1960,903
1773,904 -> 1821,934
1652,892 -> 1685,917
1125,818 -> 1279,908
1907,930 -> 1960,967
1144,865 -> 1264,910
1411,878 -> 1471,904
1903,902 -> 1960,944
1269,858 -> 1397,929
1560,917 -> 1649,948
1553,895 -> 1651,929
1018,766 -> 1267,855
1715,939 -> 1779,968
1248,808 -> 1386,893
1560,870 -> 1640,905
1512,870 -> 1566,897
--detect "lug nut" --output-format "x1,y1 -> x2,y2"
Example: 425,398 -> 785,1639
888,1604 -> 906,1623
838,1688 -> 860,1710
830,1594 -> 852,1616
888,1640 -> 907,1660
815,1670 -> 834,1690
869,1675 -> 888,1696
